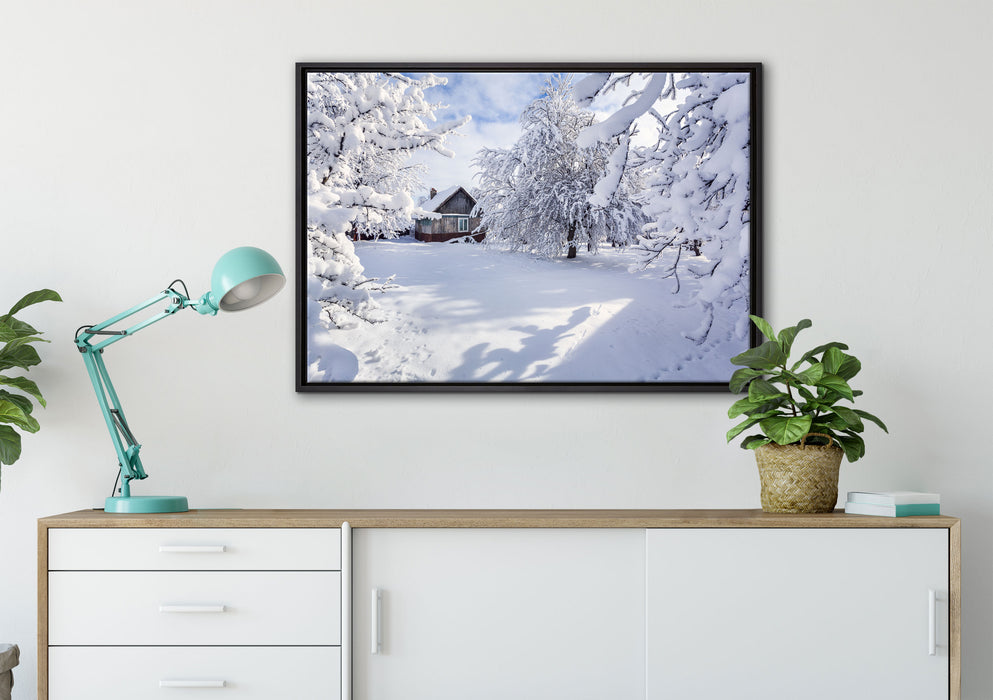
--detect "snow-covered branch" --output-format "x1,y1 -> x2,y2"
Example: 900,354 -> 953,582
305,71 -> 468,344
577,71 -> 752,344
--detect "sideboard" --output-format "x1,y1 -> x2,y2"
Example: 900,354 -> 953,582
38,509 -> 961,699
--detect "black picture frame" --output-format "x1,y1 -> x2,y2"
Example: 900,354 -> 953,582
296,62 -> 762,392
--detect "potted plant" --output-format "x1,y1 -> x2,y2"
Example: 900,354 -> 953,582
0,289 -> 61,490
726,315 -> 887,513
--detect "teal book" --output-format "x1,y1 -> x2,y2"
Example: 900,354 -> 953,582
846,490 -> 941,506
845,501 -> 940,517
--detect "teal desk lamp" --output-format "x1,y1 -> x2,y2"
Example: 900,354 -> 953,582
74,246 -> 285,514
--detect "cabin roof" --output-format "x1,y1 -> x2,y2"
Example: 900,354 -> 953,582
421,185 -> 475,213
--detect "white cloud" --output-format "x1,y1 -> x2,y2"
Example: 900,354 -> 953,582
410,116 -> 523,197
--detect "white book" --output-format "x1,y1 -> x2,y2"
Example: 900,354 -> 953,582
846,491 -> 940,506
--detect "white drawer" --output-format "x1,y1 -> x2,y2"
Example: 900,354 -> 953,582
48,646 -> 340,700
49,571 -> 341,645
48,527 -> 340,570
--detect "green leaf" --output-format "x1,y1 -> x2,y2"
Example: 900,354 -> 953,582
793,383 -> 817,403
0,399 -> 40,433
795,362 -> 824,386
0,317 -> 38,339
835,433 -> 866,462
0,320 -> 20,343
0,344 -> 41,372
821,346 -> 861,381
748,378 -> 783,403
854,409 -> 888,433
822,346 -> 844,374
797,341 -> 849,367
836,354 -> 861,381
831,405 -> 864,430
726,411 -> 779,442
776,319 -> 812,357
0,375 -> 45,407
749,315 -> 778,343
816,373 -> 854,401
0,424 -> 21,465
740,434 -> 773,450
728,396 -> 766,419
4,289 -> 62,318
730,340 -> 787,370
0,391 -> 33,416
760,414 -> 813,445
1,334 -> 48,352
810,390 -> 841,409
729,367 -> 765,393
816,413 -> 851,431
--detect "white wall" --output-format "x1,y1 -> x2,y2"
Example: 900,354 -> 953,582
1,0 -> 990,697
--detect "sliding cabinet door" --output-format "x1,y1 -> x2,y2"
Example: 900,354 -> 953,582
352,528 -> 645,700
646,528 -> 949,700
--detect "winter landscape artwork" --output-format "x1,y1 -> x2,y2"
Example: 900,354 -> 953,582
297,63 -> 761,391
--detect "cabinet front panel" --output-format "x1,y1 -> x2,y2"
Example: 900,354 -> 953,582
646,528 -> 949,700
48,527 -> 341,570
352,528 -> 646,700
49,571 -> 341,645
48,646 -> 340,700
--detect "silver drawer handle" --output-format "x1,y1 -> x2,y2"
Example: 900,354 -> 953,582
160,680 -> 226,688
159,604 -> 226,613
159,545 -> 227,553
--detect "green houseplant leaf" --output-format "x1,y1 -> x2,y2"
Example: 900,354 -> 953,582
795,362 -> 824,386
741,435 -> 772,450
730,340 -> 787,371
3,289 -> 62,319
0,376 -> 46,407
729,367 -> 766,393
816,373 -> 854,402
760,414 -> 814,445
747,378 -> 782,403
0,398 -> 40,433
0,425 -> 21,465
0,344 -> 42,372
854,409 -> 888,433
794,341 -> 849,369
776,318 -> 812,357
749,315 -> 778,343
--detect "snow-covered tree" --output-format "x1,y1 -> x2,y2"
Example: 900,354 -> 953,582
473,77 -> 643,260
576,71 -> 753,343
305,72 -> 468,335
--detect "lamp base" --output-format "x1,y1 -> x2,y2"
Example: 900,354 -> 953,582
105,495 -> 189,514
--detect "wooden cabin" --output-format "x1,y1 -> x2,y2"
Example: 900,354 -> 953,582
414,186 -> 486,242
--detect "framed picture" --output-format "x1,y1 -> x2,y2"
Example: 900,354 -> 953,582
296,63 -> 762,392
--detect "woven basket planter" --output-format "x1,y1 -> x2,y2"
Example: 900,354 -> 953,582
754,437 -> 844,513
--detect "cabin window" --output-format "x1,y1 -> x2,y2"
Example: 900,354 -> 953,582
458,217 -> 469,233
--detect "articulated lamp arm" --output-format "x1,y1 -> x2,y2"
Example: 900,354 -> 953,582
73,284 -> 217,500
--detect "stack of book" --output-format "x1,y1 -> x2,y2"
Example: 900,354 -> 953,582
845,491 -> 940,517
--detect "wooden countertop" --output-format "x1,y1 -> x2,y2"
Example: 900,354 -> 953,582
38,508 -> 960,529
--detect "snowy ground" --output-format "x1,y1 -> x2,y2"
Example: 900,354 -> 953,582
307,239 -> 748,384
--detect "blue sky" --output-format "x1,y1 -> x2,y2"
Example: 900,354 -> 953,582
405,72 -> 589,198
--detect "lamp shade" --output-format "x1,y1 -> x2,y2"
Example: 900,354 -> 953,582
210,246 -> 285,312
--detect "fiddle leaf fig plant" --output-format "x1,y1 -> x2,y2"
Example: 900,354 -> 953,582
0,289 -> 62,486
726,315 -> 887,463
